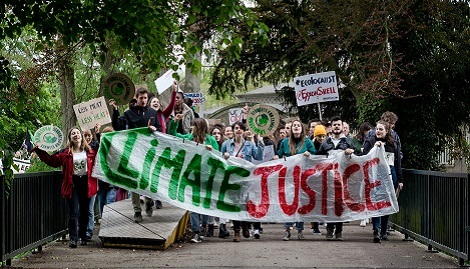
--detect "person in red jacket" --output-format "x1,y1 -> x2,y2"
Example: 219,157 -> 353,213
31,127 -> 97,248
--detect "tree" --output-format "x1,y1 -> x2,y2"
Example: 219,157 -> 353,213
207,0 -> 470,170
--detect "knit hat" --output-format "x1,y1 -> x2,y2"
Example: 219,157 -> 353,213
314,125 -> 327,137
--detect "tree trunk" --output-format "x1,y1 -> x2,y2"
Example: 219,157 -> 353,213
56,40 -> 76,138
184,52 -> 201,93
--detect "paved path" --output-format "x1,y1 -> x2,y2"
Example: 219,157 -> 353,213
11,221 -> 460,268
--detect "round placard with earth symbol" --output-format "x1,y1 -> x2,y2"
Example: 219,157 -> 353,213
34,125 -> 64,152
246,104 -> 280,136
101,73 -> 135,106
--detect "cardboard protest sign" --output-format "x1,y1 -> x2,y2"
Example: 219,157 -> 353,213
101,73 -> 135,106
294,71 -> 339,106
34,125 -> 64,152
13,158 -> 31,173
252,145 -> 275,165
154,70 -> 175,94
73,96 -> 112,131
93,127 -> 399,222
246,104 -> 280,136
184,92 -> 205,115
229,108 -> 243,126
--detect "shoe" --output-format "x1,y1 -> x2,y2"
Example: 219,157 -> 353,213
360,219 -> 367,227
206,224 -> 214,237
381,233 -> 389,241
297,231 -> 305,240
373,228 -> 381,243
233,231 -> 241,242
283,229 -> 291,241
86,234 -> 92,240
155,200 -> 163,209
69,239 -> 77,248
242,227 -> 250,238
134,212 -> 143,223
253,229 -> 260,239
199,226 -> 206,240
78,239 -> 87,246
335,233 -> 343,241
145,203 -> 153,217
190,234 -> 202,243
218,224 -> 230,238
313,229 -> 322,235
326,228 -> 334,240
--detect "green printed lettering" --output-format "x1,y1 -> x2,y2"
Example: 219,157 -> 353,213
117,131 -> 139,179
152,147 -> 186,199
203,157 -> 225,209
178,154 -> 202,206
217,166 -> 249,212
139,138 -> 159,191
99,133 -> 137,189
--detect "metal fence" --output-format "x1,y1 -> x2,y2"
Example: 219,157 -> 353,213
1,171 -> 67,266
2,169 -> 470,265
390,169 -> 470,266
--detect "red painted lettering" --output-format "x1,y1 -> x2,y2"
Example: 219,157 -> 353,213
298,167 -> 317,214
247,165 -> 283,218
363,158 -> 391,210
342,163 -> 365,212
278,166 -> 300,216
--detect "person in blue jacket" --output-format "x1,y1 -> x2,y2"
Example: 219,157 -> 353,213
221,121 -> 264,242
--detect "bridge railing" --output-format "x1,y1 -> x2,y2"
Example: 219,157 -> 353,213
390,169 -> 470,266
1,171 -> 67,266
2,169 -> 470,265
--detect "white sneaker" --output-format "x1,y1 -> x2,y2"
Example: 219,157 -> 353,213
360,219 -> 367,227
253,229 -> 260,239
282,230 -> 291,241
190,234 -> 202,243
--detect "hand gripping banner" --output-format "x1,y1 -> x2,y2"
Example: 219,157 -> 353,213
92,128 -> 399,222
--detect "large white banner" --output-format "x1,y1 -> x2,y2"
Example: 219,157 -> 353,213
73,96 -> 112,131
294,71 -> 339,106
92,128 -> 399,222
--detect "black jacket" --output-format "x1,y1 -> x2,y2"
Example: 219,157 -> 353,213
316,136 -> 355,156
112,105 -> 162,131
363,136 -> 403,183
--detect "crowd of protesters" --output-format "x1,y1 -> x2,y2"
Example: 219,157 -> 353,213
31,80 -> 403,248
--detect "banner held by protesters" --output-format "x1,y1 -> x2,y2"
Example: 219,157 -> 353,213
92,127 -> 399,223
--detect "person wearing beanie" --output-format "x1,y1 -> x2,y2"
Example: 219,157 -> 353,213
309,124 -> 328,235
313,125 -> 327,138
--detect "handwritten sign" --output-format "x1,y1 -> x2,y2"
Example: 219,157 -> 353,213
13,158 -> 31,173
252,145 -> 275,165
92,128 -> 398,222
294,71 -> 339,106
73,96 -> 112,131
34,125 -> 64,152
229,108 -> 243,125
184,92 -> 205,114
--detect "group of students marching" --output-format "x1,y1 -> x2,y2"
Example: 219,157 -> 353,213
31,81 -> 403,248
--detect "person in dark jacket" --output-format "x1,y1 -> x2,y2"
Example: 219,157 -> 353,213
316,116 -> 355,241
363,120 -> 404,243
109,88 -> 162,223
31,127 -> 97,248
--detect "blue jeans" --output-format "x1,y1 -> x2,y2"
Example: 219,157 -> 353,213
68,176 -> 90,241
97,187 -> 117,217
190,212 -> 213,233
86,194 -> 96,237
284,222 -> 304,231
